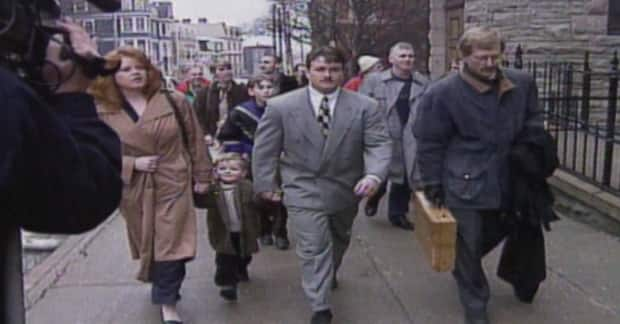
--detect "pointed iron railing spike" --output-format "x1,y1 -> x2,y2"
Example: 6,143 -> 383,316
514,44 -> 523,69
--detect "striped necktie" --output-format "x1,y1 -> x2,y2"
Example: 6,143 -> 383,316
317,96 -> 330,137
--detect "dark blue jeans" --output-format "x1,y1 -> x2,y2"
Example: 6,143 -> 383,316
150,260 -> 186,305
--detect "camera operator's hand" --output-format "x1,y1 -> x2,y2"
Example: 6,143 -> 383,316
57,20 -> 100,61
43,21 -> 101,93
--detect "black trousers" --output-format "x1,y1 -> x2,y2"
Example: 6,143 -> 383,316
259,202 -> 288,239
215,232 -> 252,287
451,209 -> 512,317
150,259 -> 187,305
367,178 -> 412,223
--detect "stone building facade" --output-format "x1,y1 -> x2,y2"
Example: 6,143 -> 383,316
429,0 -> 620,78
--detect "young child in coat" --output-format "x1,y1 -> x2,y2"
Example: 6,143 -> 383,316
217,74 -> 289,250
205,153 -> 260,301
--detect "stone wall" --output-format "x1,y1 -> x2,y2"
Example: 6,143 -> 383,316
463,0 -> 618,72
428,0 -> 448,78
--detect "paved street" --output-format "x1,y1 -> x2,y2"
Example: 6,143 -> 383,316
25,201 -> 620,324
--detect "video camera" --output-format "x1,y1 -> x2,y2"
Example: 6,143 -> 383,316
0,0 -> 120,85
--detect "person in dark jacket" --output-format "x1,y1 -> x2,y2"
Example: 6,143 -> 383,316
259,54 -> 298,95
1,21 -> 122,324
294,63 -> 309,88
218,74 -> 275,156
193,60 -> 249,146
413,26 -> 544,324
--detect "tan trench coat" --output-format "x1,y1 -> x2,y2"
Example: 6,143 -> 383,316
96,90 -> 212,281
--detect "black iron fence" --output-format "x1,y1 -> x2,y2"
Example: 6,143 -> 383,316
506,46 -> 620,194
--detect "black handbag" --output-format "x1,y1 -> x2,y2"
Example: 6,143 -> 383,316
163,90 -> 210,208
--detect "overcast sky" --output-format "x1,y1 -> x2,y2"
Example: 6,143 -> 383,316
170,0 -> 271,25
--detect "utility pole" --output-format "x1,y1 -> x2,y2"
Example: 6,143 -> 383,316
277,5 -> 284,62
284,4 -> 294,72
271,3 -> 277,56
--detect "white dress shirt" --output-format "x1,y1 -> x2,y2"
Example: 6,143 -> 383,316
308,85 -> 340,118
306,85 -> 382,187
221,183 -> 241,232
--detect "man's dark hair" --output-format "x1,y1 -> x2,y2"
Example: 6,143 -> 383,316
305,46 -> 346,68
262,54 -> 281,64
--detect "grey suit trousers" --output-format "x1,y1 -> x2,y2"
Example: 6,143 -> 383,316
287,206 -> 357,311
451,209 -> 512,317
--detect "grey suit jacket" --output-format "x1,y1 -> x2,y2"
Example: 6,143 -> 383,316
359,69 -> 428,183
252,87 -> 392,213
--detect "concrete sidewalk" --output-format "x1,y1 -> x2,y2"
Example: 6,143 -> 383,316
26,205 -> 620,324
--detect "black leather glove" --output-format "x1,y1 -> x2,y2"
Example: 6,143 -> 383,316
423,184 -> 445,208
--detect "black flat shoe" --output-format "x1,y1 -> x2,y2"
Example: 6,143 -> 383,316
331,277 -> 338,290
391,219 -> 414,231
310,309 -> 332,324
260,234 -> 274,245
514,284 -> 538,303
464,311 -> 489,324
364,202 -> 378,217
275,236 -> 290,250
220,287 -> 238,301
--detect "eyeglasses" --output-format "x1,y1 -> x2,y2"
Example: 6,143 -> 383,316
471,54 -> 502,65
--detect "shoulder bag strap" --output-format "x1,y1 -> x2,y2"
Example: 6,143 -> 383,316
163,90 -> 190,152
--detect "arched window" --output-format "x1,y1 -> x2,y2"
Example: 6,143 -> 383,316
609,0 -> 620,35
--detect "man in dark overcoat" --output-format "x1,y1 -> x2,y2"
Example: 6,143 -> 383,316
413,26 -> 544,324
193,60 -> 249,143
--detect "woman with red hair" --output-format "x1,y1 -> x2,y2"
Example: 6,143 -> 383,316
90,47 -> 212,324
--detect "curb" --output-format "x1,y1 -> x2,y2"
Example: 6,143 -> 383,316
23,210 -> 120,310
549,170 -> 620,223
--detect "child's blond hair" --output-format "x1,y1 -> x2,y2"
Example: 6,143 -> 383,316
214,152 -> 249,171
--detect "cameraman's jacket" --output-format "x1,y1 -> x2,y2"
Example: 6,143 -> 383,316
0,66 -> 123,324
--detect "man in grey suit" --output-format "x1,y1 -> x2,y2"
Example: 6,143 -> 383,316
252,46 -> 392,324
359,42 -> 428,230
413,27 -> 544,324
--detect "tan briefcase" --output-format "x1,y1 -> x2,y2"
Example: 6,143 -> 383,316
412,191 -> 457,272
